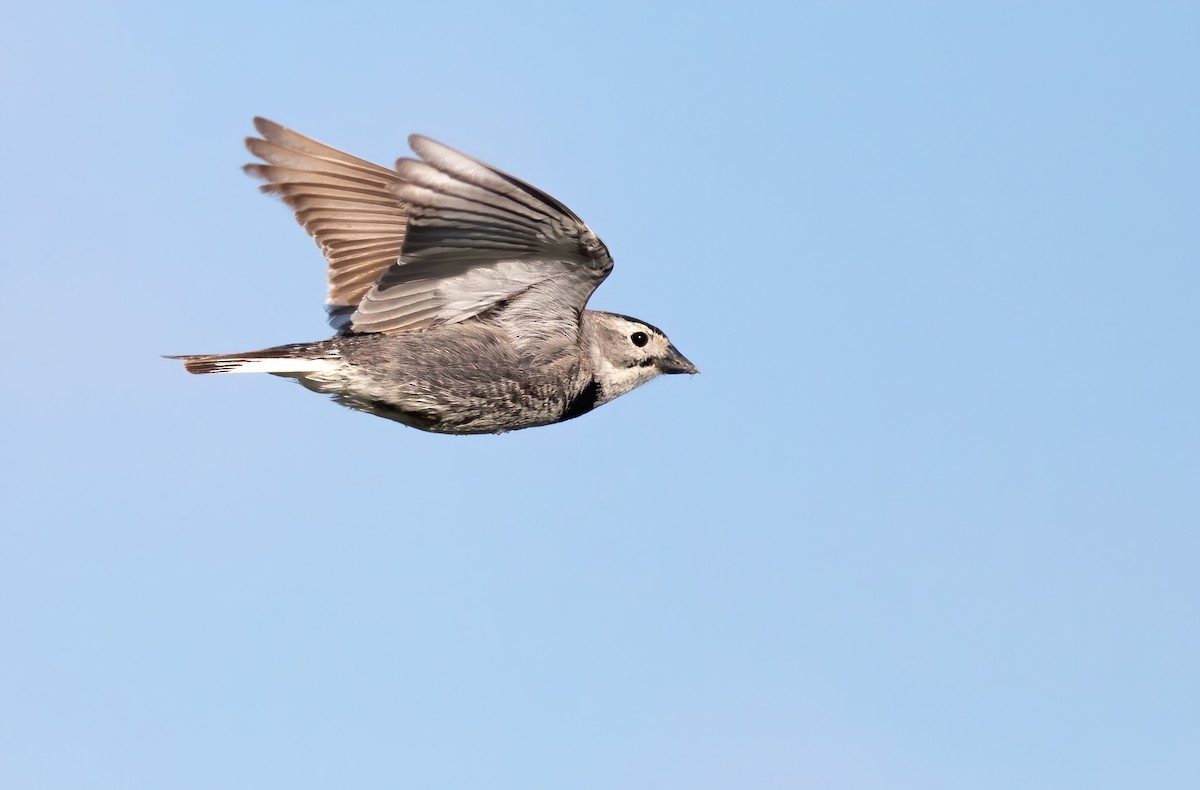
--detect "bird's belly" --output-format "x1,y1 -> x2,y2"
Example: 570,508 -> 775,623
334,376 -> 570,434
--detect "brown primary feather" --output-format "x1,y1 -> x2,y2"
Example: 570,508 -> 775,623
243,119 -> 410,328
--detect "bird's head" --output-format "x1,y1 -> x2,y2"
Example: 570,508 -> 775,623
583,311 -> 698,403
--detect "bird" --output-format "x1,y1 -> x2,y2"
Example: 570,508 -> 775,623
170,118 -> 697,434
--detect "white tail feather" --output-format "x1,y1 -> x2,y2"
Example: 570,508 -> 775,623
170,349 -> 339,376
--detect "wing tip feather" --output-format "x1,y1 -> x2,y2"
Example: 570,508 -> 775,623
252,116 -> 281,138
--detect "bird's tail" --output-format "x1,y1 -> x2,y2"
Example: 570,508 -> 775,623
167,342 -> 339,376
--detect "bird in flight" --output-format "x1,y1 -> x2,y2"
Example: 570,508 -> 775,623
171,119 -> 697,434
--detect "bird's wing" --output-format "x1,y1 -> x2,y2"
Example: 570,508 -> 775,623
244,118 -> 409,331
357,134 -> 613,335
245,119 -> 613,336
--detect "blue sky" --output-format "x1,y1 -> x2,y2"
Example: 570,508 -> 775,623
2,2 -> 1197,788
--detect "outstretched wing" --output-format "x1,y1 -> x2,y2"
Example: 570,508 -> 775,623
245,119 -> 613,336
244,118 -> 409,331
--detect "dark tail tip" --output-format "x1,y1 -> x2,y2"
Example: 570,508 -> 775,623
164,354 -> 232,375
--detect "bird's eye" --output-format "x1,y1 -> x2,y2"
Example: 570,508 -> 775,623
630,331 -> 649,347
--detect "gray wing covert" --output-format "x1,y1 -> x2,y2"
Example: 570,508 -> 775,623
352,135 -> 613,336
